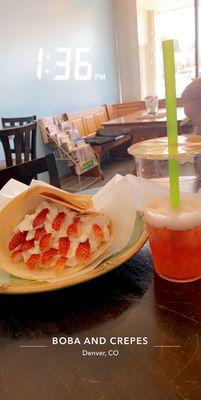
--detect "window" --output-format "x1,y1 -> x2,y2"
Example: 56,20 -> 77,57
137,0 -> 197,99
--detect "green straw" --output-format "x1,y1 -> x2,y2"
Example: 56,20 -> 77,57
162,39 -> 180,208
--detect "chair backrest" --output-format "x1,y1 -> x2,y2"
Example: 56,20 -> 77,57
67,106 -> 109,137
1,115 -> 36,128
0,121 -> 37,167
106,101 -> 145,120
0,153 -> 60,189
158,98 -> 183,108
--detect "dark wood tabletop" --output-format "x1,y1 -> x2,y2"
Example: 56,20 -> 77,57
0,244 -> 200,400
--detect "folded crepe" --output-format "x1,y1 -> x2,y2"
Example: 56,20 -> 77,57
0,185 -> 113,280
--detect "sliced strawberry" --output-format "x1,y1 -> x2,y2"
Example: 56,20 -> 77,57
41,248 -> 58,265
67,218 -> 81,237
34,226 -> 46,241
93,224 -> 104,241
58,237 -> 70,256
12,250 -> 23,263
9,231 -> 27,251
39,233 -> 52,252
26,254 -> 40,270
55,257 -> 67,271
52,212 -> 66,231
75,240 -> 90,261
20,239 -> 35,252
33,208 -> 49,228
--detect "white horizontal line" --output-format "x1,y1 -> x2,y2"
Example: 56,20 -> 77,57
153,345 -> 181,348
20,345 -> 48,348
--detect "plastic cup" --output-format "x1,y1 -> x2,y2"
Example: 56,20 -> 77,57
145,96 -> 159,115
128,135 -> 201,283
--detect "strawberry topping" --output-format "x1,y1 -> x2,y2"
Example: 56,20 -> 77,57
9,202 -> 109,274
52,212 -> 66,231
12,250 -> 23,263
75,239 -> 90,261
58,237 -> 70,257
9,231 -> 27,251
33,208 -> 49,228
55,257 -> 67,270
93,224 -> 104,241
20,239 -> 35,252
34,226 -> 46,241
26,254 -> 40,270
41,248 -> 58,265
39,233 -> 52,252
67,218 -> 81,237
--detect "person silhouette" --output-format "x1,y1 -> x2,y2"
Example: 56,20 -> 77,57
182,78 -> 201,132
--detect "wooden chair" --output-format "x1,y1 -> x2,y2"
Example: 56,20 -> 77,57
66,110 -> 87,137
106,101 -> 145,120
67,106 -> 109,137
0,121 -> 37,167
1,115 -> 36,128
0,153 -> 60,189
158,98 -> 184,108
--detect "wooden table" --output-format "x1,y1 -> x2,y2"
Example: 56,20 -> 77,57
0,244 -> 200,400
103,107 -> 186,126
102,108 -> 194,144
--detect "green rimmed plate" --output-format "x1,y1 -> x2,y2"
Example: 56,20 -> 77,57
0,213 -> 147,294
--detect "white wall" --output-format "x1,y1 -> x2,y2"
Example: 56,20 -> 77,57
114,0 -> 142,101
0,0 -> 120,118
0,0 -> 120,172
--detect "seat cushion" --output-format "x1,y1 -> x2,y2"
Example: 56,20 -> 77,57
84,136 -> 115,146
96,129 -> 130,138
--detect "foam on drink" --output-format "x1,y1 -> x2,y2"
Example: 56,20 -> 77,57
145,194 -> 201,231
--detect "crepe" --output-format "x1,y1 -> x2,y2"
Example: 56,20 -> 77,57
0,185 -> 113,280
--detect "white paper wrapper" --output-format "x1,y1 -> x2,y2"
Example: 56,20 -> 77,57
0,179 -> 29,285
92,174 -> 137,259
0,179 -> 28,211
0,176 -> 138,283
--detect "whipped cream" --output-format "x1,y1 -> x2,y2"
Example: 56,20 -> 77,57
12,200 -> 110,269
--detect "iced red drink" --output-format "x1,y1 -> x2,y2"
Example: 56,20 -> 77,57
128,135 -> 201,282
145,196 -> 201,282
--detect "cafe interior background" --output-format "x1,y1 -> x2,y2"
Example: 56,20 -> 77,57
0,0 -> 199,190
1,1 -> 201,399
